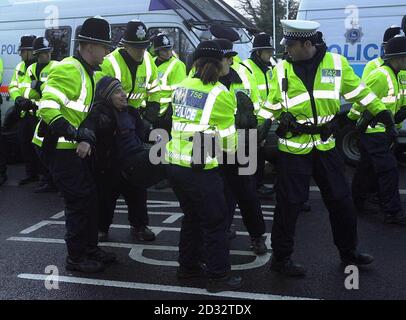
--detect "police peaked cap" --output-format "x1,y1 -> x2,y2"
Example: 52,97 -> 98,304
213,38 -> 238,58
193,40 -> 224,62
209,24 -> 240,42
153,33 -> 173,50
251,33 -> 274,52
384,36 -> 406,60
33,37 -> 53,55
280,20 -> 320,45
19,35 -> 36,50
383,26 -> 401,44
76,16 -> 112,46
120,20 -> 150,49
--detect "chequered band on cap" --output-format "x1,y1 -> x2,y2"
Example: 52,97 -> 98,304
283,30 -> 318,39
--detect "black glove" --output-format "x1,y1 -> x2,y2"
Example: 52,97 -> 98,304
49,117 -> 96,144
143,101 -> 160,124
276,111 -> 299,138
235,91 -> 258,129
356,110 -> 375,133
15,97 -> 35,112
374,109 -> 398,140
0,94 -> 3,105
395,106 -> 406,124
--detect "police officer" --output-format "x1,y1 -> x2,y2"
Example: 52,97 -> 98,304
0,55 -> 6,186
21,37 -> 57,193
350,36 -> 406,224
268,20 -> 393,276
100,20 -> 161,128
9,35 -> 40,186
151,33 -> 186,133
242,33 -> 276,198
34,17 -> 116,273
99,19 -> 159,240
213,38 -> 267,255
150,33 -> 186,190
363,26 -> 402,80
166,40 -> 242,293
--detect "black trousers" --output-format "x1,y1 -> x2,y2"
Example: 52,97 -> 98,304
271,148 -> 358,260
0,109 -> 7,174
95,167 -> 148,233
222,164 -> 266,238
255,146 -> 266,187
41,149 -> 98,259
167,164 -> 230,278
18,114 -> 41,177
352,132 -> 401,214
34,146 -> 55,187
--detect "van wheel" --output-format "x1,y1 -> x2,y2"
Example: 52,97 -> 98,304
336,125 -> 360,167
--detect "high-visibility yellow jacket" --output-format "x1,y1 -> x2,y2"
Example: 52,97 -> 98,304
166,77 -> 237,169
33,57 -> 96,149
99,48 -> 160,109
269,52 -> 387,154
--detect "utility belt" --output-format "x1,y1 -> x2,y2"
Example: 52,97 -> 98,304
276,112 -> 337,142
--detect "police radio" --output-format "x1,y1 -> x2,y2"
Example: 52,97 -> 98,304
282,69 -> 289,94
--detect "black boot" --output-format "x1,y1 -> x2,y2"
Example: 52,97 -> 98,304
130,225 -> 156,241
65,256 -> 105,273
340,250 -> 374,266
206,274 -> 242,293
270,256 -> 306,277
87,247 -> 117,264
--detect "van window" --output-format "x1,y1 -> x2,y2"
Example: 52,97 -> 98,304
187,0 -> 233,22
45,27 -> 71,61
74,24 -> 126,54
148,27 -> 195,64
111,24 -> 127,49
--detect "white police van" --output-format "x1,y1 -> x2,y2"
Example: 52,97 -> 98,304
0,0 -> 256,113
297,0 -> 406,166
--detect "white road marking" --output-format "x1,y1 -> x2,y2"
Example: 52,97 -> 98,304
8,236 -> 272,270
17,273 -> 316,300
19,221 -> 55,234
50,211 -> 65,219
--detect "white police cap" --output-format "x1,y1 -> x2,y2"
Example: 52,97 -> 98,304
280,20 -> 320,45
